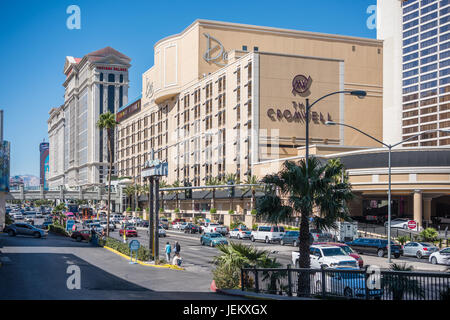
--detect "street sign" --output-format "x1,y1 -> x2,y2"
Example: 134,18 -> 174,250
66,219 -> 75,232
408,220 -> 417,230
128,240 -> 140,264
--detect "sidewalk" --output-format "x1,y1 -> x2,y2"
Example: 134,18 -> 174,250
215,288 -> 317,300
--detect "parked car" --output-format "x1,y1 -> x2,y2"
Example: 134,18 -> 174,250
314,242 -> 364,268
12,213 -> 23,220
24,217 -> 34,225
71,229 -> 91,242
160,218 -> 169,229
251,225 -> 285,243
171,219 -> 186,227
310,229 -> 335,242
200,232 -> 228,247
346,238 -> 403,258
384,218 -> 411,229
429,247 -> 450,265
99,220 -> 115,231
119,226 -> 138,237
202,223 -> 228,235
402,242 -> 439,259
228,226 -> 251,239
148,225 -> 167,237
311,267 -> 383,299
41,221 -> 53,229
139,221 -> 149,228
4,223 -> 47,238
292,245 -> 359,269
281,230 -> 300,246
172,222 -> 188,230
184,223 -> 200,234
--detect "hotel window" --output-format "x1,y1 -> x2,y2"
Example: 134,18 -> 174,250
120,74 -> 123,83
100,73 -> 103,81
248,82 -> 252,98
254,46 -> 259,52
248,62 -> 252,79
236,68 -> 241,85
108,74 -> 115,82
242,45 -> 247,51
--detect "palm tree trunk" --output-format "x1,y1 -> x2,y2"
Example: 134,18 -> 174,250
106,130 -> 113,238
298,209 -> 311,296
251,189 -> 255,210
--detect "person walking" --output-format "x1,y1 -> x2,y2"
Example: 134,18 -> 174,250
165,241 -> 172,262
174,241 -> 181,255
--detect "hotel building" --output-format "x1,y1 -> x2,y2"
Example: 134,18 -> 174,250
378,0 -> 450,146
48,47 -> 131,188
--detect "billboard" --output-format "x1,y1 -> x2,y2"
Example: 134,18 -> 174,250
40,142 -> 49,190
0,141 -> 10,192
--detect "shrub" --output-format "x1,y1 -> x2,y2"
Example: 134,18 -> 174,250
230,221 -> 244,229
136,207 -> 141,212
100,237 -> 151,261
159,208 -> 164,213
228,210 -> 235,215
252,224 -> 258,231
420,228 -> 439,242
251,209 -> 257,215
5,214 -> 13,225
48,224 -> 69,237
397,236 -> 409,245
210,208 -> 217,214
174,208 -> 180,213
126,207 -> 132,212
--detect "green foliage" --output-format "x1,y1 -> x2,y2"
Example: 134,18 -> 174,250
382,263 -> 425,300
99,237 -> 151,261
48,224 -> 68,237
210,208 -> 217,214
420,228 -> 439,242
174,208 -> 180,213
252,224 -> 258,231
194,216 -> 202,225
228,209 -> 235,215
5,214 -> 13,225
136,207 -> 141,212
126,207 -> 132,212
250,209 -> 257,215
159,208 -> 164,213
396,236 -> 409,245
53,203 -> 67,213
212,242 -> 280,290
230,221 -> 244,230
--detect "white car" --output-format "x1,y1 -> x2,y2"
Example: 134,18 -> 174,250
228,227 -> 252,239
251,225 -> 285,243
99,221 -> 115,231
384,218 -> 411,229
429,247 -> 450,265
292,245 -> 359,269
12,213 -> 24,220
172,222 -> 187,230
146,225 -> 167,237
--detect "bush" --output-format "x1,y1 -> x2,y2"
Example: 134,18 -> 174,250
228,210 -> 235,215
213,263 -> 241,290
420,228 -> 439,242
136,207 -> 141,212
174,208 -> 180,213
126,207 -> 132,212
252,224 -> 258,231
230,221 -> 244,229
99,237 -> 151,261
5,214 -> 13,225
159,208 -> 164,213
48,224 -> 69,237
210,208 -> 217,214
397,236 -> 409,245
251,209 -> 257,215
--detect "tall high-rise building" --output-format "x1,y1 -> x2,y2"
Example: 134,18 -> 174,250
378,0 -> 450,146
48,47 -> 131,187
39,141 -> 49,189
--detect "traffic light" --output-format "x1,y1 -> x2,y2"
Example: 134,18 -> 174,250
184,181 -> 192,199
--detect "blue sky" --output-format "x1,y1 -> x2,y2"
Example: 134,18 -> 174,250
0,0 -> 377,177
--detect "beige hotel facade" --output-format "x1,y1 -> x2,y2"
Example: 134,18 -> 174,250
116,19 -> 450,229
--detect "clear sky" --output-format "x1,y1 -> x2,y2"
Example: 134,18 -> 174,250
0,0 -> 377,177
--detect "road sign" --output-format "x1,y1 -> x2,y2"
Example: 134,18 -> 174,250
408,220 -> 417,230
129,239 -> 140,251
66,219 -> 75,231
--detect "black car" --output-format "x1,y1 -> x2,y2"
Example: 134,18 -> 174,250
346,238 -> 403,258
184,223 -> 200,234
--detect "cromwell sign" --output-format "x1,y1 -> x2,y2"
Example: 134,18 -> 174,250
267,103 -> 333,124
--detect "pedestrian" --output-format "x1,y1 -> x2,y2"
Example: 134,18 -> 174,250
174,241 -> 181,254
165,241 -> 172,262
172,252 -> 182,267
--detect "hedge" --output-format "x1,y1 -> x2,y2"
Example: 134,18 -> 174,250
48,224 -> 69,236
99,236 -> 151,261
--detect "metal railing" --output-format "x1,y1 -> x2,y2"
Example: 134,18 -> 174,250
241,266 -> 450,300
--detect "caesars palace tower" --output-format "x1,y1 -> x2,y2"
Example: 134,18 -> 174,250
47,47 -> 131,188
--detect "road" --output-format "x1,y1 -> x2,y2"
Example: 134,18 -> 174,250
0,231 -> 245,300
110,226 -> 449,272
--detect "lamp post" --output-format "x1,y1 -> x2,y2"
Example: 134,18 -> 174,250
325,121 -> 450,263
304,90 -> 366,170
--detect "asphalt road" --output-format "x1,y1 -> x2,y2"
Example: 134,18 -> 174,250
0,231 -> 245,300
110,226 -> 449,272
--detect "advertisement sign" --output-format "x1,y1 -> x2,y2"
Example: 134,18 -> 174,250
0,141 -> 10,192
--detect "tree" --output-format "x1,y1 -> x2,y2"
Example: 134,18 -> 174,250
170,180 -> 182,211
123,185 -> 135,212
159,180 -> 169,212
225,173 -> 241,213
257,157 -> 353,294
96,111 -> 118,237
134,184 -> 143,211
243,175 -> 261,210
206,177 -> 223,210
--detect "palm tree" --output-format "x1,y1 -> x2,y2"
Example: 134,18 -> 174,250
206,176 -> 223,210
243,175 -> 261,211
383,263 -> 424,300
258,157 -> 353,293
134,184 -> 143,212
96,111 -> 118,237
170,180 -> 182,211
159,180 -> 169,212
224,173 -> 241,213
123,185 -> 135,211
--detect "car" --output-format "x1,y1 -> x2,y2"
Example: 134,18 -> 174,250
228,226 -> 252,239
35,213 -> 43,218
146,225 -> 167,237
384,218 -> 411,229
309,229 -> 335,242
184,223 -> 200,234
99,220 -> 115,231
346,238 -> 403,258
173,222 -> 188,231
179,222 -> 190,231
429,247 -> 450,265
281,231 -> 300,246
87,223 -> 103,234
314,242 -> 364,268
200,232 -> 228,247
119,226 -> 138,237
4,223 -> 47,238
41,221 -> 53,229
202,223 -> 228,235
402,242 -> 439,259
292,245 -> 359,269
12,213 -> 23,220
250,225 -> 285,243
160,218 -> 169,229
311,267 -> 383,299
24,217 -> 34,225
71,229 -> 91,242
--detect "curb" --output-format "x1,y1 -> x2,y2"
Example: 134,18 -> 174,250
214,288 -> 315,300
103,246 -> 184,271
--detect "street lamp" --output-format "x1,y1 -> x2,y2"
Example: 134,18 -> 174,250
325,120 -> 450,262
305,91 -> 366,170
